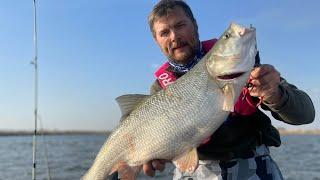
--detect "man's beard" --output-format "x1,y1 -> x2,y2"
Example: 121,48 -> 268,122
168,40 -> 198,64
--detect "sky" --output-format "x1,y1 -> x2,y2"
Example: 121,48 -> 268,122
0,0 -> 319,131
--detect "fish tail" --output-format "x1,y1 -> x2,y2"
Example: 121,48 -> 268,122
82,140 -> 122,180
82,156 -> 118,180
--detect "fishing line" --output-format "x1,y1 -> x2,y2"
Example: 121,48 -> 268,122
38,115 -> 52,180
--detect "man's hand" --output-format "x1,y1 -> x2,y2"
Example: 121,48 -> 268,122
143,160 -> 167,177
249,64 -> 282,104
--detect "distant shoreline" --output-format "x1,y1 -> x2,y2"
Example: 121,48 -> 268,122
0,130 -> 111,136
0,129 -> 319,136
277,128 -> 320,135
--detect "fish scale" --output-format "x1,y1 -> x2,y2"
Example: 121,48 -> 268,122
83,23 -> 257,179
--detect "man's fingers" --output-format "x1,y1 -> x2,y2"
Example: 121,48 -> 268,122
250,86 -> 273,97
251,64 -> 276,79
152,160 -> 166,172
143,162 -> 155,177
249,64 -> 281,99
251,71 -> 278,86
143,160 -> 167,177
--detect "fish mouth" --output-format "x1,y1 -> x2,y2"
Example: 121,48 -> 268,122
217,72 -> 245,80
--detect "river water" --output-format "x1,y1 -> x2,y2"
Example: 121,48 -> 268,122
0,134 -> 319,180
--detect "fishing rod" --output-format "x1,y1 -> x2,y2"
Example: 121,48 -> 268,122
31,2 -> 52,179
31,0 -> 38,179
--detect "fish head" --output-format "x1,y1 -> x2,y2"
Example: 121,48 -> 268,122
206,23 -> 257,111
206,23 -> 257,87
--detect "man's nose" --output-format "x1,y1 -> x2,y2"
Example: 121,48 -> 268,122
170,29 -> 180,42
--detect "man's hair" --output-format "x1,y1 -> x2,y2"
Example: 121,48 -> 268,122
148,0 -> 196,37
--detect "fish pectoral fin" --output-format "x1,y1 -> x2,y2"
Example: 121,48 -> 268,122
109,161 -> 141,180
116,94 -> 150,122
222,83 -> 235,112
173,148 -> 199,174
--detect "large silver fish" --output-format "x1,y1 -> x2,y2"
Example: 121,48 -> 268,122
83,23 -> 257,180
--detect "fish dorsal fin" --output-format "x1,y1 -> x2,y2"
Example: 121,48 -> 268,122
173,148 -> 199,174
116,94 -> 150,121
222,83 -> 235,111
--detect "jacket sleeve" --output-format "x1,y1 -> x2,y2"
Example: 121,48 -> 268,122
261,78 -> 315,125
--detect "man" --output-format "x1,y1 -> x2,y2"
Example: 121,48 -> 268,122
143,0 -> 315,179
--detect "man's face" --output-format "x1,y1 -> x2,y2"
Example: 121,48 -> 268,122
153,7 -> 199,64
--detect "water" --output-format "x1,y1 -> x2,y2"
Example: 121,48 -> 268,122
0,134 -> 319,180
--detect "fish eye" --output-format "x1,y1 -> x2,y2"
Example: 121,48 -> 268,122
224,33 -> 231,39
